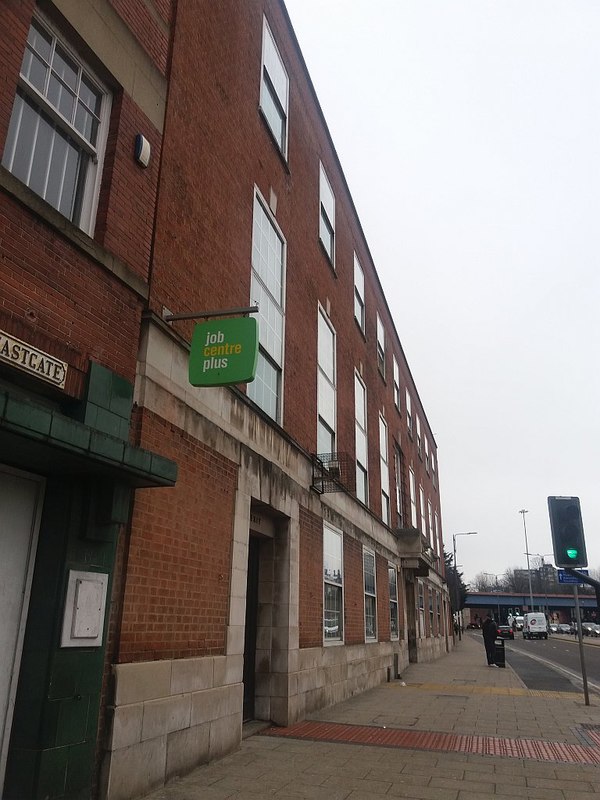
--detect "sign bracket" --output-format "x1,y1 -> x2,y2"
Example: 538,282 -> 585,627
163,306 -> 258,323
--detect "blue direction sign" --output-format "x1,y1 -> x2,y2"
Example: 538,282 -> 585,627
557,569 -> 589,585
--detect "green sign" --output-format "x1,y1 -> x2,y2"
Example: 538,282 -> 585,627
189,317 -> 258,387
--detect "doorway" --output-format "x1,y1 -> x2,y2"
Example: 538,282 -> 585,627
243,535 -> 260,721
405,577 -> 418,663
0,466 -> 45,791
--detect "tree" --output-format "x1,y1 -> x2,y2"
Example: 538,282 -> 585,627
445,548 -> 468,612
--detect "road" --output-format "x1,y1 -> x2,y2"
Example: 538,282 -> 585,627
501,633 -> 600,696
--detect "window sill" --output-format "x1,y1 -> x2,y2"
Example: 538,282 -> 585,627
0,166 -> 148,299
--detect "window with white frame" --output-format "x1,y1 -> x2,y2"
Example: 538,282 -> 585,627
394,445 -> 404,527
436,591 -> 442,633
260,17 -> 289,156
376,314 -> 385,377
393,357 -> 400,410
434,512 -> 440,556
432,452 -> 437,487
425,435 -> 430,473
319,162 -> 335,263
363,547 -> 377,640
317,308 -> 336,454
379,414 -> 390,525
419,484 -> 426,536
353,253 -> 365,331
323,523 -> 343,641
429,587 -> 434,631
409,467 -> 418,528
388,564 -> 399,640
2,13 -> 110,235
354,372 -> 368,504
428,500 -> 434,550
417,580 -> 425,636
248,192 -> 285,422
405,389 -> 412,434
416,414 -> 422,458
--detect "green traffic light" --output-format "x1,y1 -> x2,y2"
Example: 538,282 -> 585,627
566,548 -> 578,559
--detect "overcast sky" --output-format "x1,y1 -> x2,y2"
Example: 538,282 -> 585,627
284,0 -> 600,584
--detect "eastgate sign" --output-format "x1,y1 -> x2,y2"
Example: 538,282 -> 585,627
188,317 -> 258,387
0,328 -> 68,388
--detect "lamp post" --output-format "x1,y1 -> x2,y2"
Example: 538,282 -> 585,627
519,509 -> 534,611
452,531 -> 478,639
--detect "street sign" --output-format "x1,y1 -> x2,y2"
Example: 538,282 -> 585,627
557,569 -> 589,585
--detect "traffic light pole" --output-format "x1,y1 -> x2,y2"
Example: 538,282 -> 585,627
572,585 -> 590,706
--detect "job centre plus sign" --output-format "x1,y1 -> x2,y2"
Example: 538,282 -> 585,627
188,317 -> 258,387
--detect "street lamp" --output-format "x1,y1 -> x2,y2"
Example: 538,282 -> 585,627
519,509 -> 534,611
452,531 -> 478,639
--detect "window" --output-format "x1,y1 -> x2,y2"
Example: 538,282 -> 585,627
394,446 -> 404,528
376,314 -> 385,377
379,414 -> 390,524
393,357 -> 400,410
317,308 -> 336,454
248,192 -> 285,422
434,512 -> 440,556
419,485 -> 426,535
353,253 -> 365,331
354,372 -> 368,504
418,581 -> 425,637
260,18 -> 289,156
428,500 -> 434,550
2,14 -> 110,234
425,435 -> 430,474
388,564 -> 399,640
416,415 -> 422,458
319,162 -> 335,263
429,587 -> 434,631
363,547 -> 377,641
406,389 -> 412,435
323,524 -> 343,642
409,468 -> 417,528
432,452 -> 437,488
436,591 -> 442,633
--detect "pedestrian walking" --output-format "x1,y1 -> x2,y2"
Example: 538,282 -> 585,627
482,612 -> 498,666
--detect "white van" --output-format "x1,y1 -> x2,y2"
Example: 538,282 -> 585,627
522,613 -> 548,640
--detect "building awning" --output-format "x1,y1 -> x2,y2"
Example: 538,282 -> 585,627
0,390 -> 177,488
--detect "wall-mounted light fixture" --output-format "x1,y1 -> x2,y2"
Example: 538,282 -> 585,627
134,133 -> 151,168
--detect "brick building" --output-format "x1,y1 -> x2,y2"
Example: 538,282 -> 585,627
0,1 -> 449,798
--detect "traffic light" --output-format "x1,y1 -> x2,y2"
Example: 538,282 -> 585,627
548,496 -> 587,568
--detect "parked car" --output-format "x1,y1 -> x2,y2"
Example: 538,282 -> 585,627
557,624 -> 572,634
549,624 -> 559,634
582,622 -> 600,637
497,625 -> 514,640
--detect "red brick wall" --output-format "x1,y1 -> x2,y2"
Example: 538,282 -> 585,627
118,409 -> 237,662
0,192 -> 144,386
298,506 -> 323,649
95,93 -> 162,282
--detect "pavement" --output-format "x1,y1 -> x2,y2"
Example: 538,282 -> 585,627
145,633 -> 600,799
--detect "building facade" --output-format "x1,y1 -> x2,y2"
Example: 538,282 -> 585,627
0,2 -> 449,798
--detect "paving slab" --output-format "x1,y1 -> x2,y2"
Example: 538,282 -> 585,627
144,633 -> 600,800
